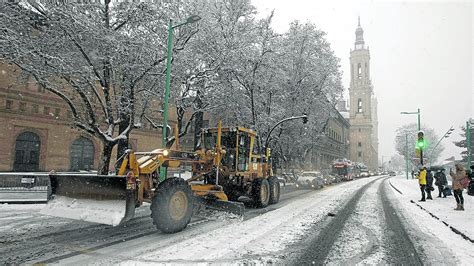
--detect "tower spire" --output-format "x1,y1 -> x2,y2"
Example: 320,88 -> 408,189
355,17 -> 365,49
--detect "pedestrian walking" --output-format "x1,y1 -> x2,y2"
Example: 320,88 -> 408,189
417,167 -> 427,202
434,169 -> 448,198
411,170 -> 415,179
425,169 -> 434,200
450,164 -> 466,210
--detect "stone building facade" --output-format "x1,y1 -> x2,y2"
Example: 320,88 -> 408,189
305,107 -> 350,171
0,63 -> 205,172
348,18 -> 379,170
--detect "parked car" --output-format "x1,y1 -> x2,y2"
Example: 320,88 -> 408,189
332,174 -> 343,183
360,171 -> 370,178
322,175 -> 334,185
296,171 -> 325,189
281,172 -> 298,183
388,171 -> 396,176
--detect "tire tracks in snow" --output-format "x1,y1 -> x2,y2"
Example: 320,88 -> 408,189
292,177 -> 383,264
326,178 -> 386,265
291,176 -> 423,265
380,178 -> 423,265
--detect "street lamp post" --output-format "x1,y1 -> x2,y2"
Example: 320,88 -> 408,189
264,114 -> 308,156
400,108 -> 421,131
467,121 -> 472,168
405,133 -> 410,180
160,15 -> 201,181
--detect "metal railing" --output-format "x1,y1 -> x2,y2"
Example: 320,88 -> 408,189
0,173 -> 51,202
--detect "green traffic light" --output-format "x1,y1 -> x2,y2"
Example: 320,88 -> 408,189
417,139 -> 427,149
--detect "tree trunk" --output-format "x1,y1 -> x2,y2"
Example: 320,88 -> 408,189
194,111 -> 203,150
193,91 -> 204,151
99,141 -> 114,175
116,86 -> 133,164
117,119 -> 130,162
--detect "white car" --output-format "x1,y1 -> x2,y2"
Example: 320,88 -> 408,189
296,172 -> 325,189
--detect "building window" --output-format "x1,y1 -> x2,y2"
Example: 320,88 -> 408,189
13,132 -> 41,171
32,104 -> 39,113
357,63 -> 362,79
357,99 -> 362,113
358,142 -> 362,147
70,137 -> 95,171
38,85 -> 46,93
43,106 -> 50,115
19,102 -> 26,112
358,151 -> 362,157
6,100 -> 13,110
54,108 -> 60,117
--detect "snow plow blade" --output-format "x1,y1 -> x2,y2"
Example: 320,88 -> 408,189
41,174 -> 136,226
194,197 -> 245,218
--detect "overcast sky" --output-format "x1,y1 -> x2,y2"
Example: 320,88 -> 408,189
252,0 -> 473,164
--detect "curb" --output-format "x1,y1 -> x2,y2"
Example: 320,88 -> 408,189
389,178 -> 474,244
409,200 -> 474,243
388,179 -> 403,195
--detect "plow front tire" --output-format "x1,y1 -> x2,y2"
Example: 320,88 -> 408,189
252,178 -> 270,208
268,176 -> 280,204
150,178 -> 193,234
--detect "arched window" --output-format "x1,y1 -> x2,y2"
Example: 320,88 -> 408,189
70,137 -> 95,171
13,132 -> 41,172
357,63 -> 362,79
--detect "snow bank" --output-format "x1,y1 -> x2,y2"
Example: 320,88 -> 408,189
40,196 -> 126,226
389,175 -> 474,264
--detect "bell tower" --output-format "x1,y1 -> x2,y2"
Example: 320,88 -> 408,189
349,17 -> 378,170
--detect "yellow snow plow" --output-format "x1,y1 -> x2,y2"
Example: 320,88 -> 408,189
42,122 -> 280,233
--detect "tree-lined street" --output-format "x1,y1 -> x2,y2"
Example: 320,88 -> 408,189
0,1 -> 472,264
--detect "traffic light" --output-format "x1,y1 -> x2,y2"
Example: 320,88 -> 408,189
417,131 -> 426,150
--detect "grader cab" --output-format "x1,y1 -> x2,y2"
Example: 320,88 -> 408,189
41,123 -> 280,233
198,126 -> 280,206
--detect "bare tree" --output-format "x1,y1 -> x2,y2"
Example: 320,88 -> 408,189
1,1 -> 198,173
394,123 -> 444,165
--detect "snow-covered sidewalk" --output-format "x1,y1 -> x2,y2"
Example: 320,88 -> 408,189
389,175 -> 474,263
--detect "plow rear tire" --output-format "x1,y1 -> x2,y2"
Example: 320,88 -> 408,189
252,178 -> 270,208
150,178 -> 193,233
268,176 -> 280,204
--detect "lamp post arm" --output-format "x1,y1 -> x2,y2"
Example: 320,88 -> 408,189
264,115 -> 308,150
426,126 -> 453,164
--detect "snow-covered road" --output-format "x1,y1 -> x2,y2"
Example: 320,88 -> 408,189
1,175 -> 471,265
